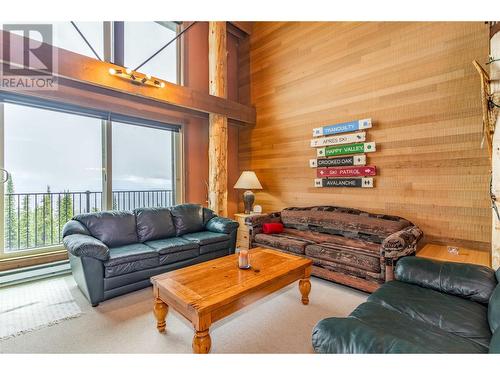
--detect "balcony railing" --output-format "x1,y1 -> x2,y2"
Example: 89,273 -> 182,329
3,189 -> 174,252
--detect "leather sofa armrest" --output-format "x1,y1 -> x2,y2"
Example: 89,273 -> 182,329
245,212 -> 282,228
63,234 -> 110,261
62,219 -> 90,237
205,216 -> 239,234
381,225 -> 423,259
394,257 -> 497,304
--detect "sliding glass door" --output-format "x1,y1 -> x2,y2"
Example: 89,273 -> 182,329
112,121 -> 175,211
0,101 -> 179,260
0,103 -> 103,257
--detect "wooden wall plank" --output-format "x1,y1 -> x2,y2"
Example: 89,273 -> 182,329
240,22 -> 491,250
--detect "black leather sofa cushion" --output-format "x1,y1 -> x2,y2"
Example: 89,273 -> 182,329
135,207 -> 176,242
170,204 -> 204,235
200,240 -> 230,255
145,237 -> 198,254
104,243 -> 158,277
74,211 -> 138,247
182,231 -> 230,246
159,248 -> 199,265
395,257 -> 497,305
368,281 -> 491,348
312,302 -> 488,354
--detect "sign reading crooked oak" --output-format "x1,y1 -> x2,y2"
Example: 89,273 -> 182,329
313,118 -> 372,137
309,155 -> 366,168
316,166 -> 376,178
314,177 -> 373,188
317,142 -> 376,157
310,132 -> 365,147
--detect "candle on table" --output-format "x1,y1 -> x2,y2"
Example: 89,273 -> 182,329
239,249 -> 249,269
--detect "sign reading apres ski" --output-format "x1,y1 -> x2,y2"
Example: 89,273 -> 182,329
317,142 -> 376,157
313,118 -> 372,137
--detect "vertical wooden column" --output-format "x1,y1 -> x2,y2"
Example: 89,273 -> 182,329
208,22 -> 228,216
491,24 -> 500,269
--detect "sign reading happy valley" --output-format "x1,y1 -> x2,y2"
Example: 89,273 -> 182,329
317,142 -> 376,157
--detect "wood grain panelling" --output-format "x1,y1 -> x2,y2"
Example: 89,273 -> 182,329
240,22 -> 491,250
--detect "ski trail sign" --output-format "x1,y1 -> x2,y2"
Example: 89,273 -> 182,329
310,132 -> 365,147
316,166 -> 376,178
309,155 -> 366,168
313,118 -> 372,137
314,178 -> 374,188
317,142 -> 376,157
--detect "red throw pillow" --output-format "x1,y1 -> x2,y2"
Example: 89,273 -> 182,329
262,222 -> 284,234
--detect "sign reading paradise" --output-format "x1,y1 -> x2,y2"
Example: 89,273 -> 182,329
314,177 -> 373,188
317,142 -> 376,157
316,166 -> 376,178
313,118 -> 372,137
310,132 -> 365,147
310,155 -> 366,168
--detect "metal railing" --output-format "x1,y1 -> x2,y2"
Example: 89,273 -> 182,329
3,189 -> 174,252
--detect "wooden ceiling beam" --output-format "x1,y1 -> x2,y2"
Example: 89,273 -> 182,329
0,30 -> 255,125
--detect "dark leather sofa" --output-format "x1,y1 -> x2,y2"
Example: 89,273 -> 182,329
246,206 -> 423,292
312,257 -> 500,353
62,204 -> 238,306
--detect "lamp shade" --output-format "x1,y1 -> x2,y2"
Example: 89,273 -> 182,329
234,171 -> 263,190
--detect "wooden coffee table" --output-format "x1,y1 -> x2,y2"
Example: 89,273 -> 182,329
150,247 -> 312,353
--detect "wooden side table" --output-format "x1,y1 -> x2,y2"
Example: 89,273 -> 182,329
417,243 -> 491,268
234,213 -> 262,250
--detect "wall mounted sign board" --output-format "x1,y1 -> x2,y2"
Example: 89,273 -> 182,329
317,142 -> 376,157
313,118 -> 372,137
309,155 -> 366,168
316,166 -> 376,178
310,132 -> 366,147
314,177 -> 374,188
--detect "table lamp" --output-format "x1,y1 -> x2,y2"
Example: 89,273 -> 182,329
234,171 -> 263,214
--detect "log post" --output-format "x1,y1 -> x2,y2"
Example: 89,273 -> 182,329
491,23 -> 500,269
208,22 -> 228,216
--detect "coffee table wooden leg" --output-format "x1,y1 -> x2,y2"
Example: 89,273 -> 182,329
299,278 -> 311,305
192,329 -> 211,354
153,297 -> 168,333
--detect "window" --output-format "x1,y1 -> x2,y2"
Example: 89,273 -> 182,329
123,22 -> 179,84
0,98 -> 180,259
1,103 -> 103,254
112,121 -> 175,210
52,22 -> 104,59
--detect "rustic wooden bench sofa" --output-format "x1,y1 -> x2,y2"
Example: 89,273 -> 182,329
246,206 -> 423,292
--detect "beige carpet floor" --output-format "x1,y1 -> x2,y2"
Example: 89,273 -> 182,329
0,275 -> 367,353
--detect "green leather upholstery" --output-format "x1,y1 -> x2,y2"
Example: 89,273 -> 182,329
312,302 -> 488,353
205,216 -> 239,234
368,281 -> 491,348
490,331 -> 500,353
63,234 -> 109,261
395,257 -> 497,304
312,257 -> 499,353
63,204 -> 238,306
488,284 -> 500,334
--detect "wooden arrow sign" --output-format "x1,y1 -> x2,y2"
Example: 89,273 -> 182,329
317,166 -> 376,178
310,132 -> 366,147
310,155 -> 366,168
314,178 -> 374,188
313,118 -> 372,137
317,142 -> 376,157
